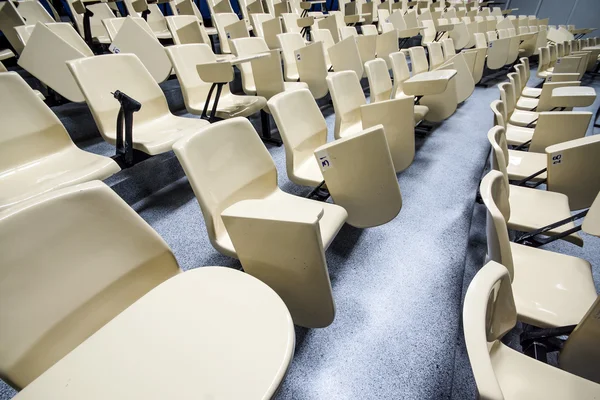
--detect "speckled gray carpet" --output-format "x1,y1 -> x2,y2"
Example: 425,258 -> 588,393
1,68 -> 599,400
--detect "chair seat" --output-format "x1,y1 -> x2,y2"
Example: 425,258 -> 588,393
154,29 -> 172,40
522,86 -> 542,98
510,242 -> 597,327
13,267 -> 295,400
515,96 -> 539,111
414,104 -> 429,123
283,81 -> 309,92
285,72 -> 300,82
507,149 -> 546,182
490,341 -> 600,398
188,94 -> 267,119
111,115 -> 209,155
509,109 -> 539,127
293,157 -> 324,187
0,147 -> 120,210
216,188 -> 347,256
505,124 -> 534,146
508,184 -> 583,246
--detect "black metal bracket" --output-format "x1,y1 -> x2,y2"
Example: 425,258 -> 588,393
259,110 -> 283,146
112,90 -> 142,168
514,209 -> 588,247
201,82 -> 225,122
513,139 -> 531,151
520,324 -> 576,363
141,8 -> 151,20
512,167 -> 546,187
307,180 -> 331,201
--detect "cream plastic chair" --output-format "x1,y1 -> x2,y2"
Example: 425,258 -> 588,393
0,181 -> 295,395
229,36 -> 269,95
357,33 -> 377,65
165,15 -> 210,45
339,25 -> 358,40
268,88 -> 403,226
295,41 -> 330,99
463,261 -> 600,399
67,54 -> 209,156
0,72 -> 119,210
480,170 -> 597,327
361,24 -> 378,36
0,0 -> 54,54
312,28 -> 335,69
277,32 -> 306,81
17,22 -> 92,103
173,118 -> 347,326
123,0 -> 171,39
366,56 -> 428,124
281,12 -> 302,34
250,49 -> 308,103
104,17 -> 173,83
328,36 -> 364,79
213,13 -> 243,54
375,29 -> 398,69
165,44 -> 267,119
316,13 -> 341,43
480,32 -> 510,70
487,126 -> 586,246
327,69 -> 416,173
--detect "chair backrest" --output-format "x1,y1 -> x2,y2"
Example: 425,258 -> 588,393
328,36 -> 364,80
441,38 -> 456,60
250,12 -> 272,37
357,34 -> 377,65
498,82 -> 516,115
463,260 -> 517,400
172,118 -> 278,255
408,46 -> 429,74
165,44 -> 232,113
486,122 -> 510,186
278,32 -> 306,81
252,49 -> 287,100
474,32 -> 487,48
339,25 -> 358,40
166,15 -> 210,45
0,72 -> 75,175
529,112 -> 592,153
103,17 -> 153,41
0,0 -> 50,53
326,70 -> 366,139
281,13 -> 301,34
537,81 -> 580,112
560,296 -> 600,385
213,13 -> 240,53
296,41 -> 329,99
489,99 -> 507,128
390,51 -> 410,96
74,2 -> 113,42
230,37 -> 270,95
427,41 -> 445,69
268,88 -> 327,181
316,14 -> 341,43
67,54 -> 172,141
361,24 -> 378,36
365,58 -> 393,102
546,135 -> 600,210
479,166 -> 514,282
0,181 -> 180,389
375,29 -> 398,69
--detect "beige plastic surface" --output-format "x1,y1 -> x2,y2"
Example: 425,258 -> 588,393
68,54 -> 208,155
281,13 -> 301,34
0,1 -> 52,54
327,70 -> 365,139
230,36 -> 270,94
268,88 -> 327,186
480,169 -> 596,327
213,12 -> 240,53
278,32 -> 305,81
18,22 -> 90,103
361,96 -> 415,172
123,0 -> 171,38
528,112 -> 592,153
403,69 -> 457,96
546,135 -> 600,210
222,198 -> 335,328
437,51 -> 474,103
486,36 -> 510,70
316,14 -> 341,43
375,29 -> 398,68
357,34 -> 377,65
173,117 -> 347,257
551,86 -> 596,108
69,2 -> 113,43
295,41 -> 329,99
315,124 -> 402,227
108,17 -> 172,83
224,18 -> 250,41
251,49 -> 308,103
263,15 -> 283,50
0,72 -> 119,210
408,45 -> 429,75
328,36 -> 364,79
464,261 -> 600,400
166,44 -> 265,118
0,181 -> 180,389
487,125 -> 583,247
581,192 -> 600,237
166,15 -> 210,44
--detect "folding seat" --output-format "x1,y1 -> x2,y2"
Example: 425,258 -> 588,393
173,118 -> 348,326
327,36 -> 364,79
231,37 -> 308,102
312,28 -> 335,69
479,170 -> 597,327
446,17 -> 469,49
0,72 -> 119,210
268,88 -> 403,225
463,261 -> 600,398
0,181 -> 295,395
365,56 -> 427,129
213,13 -> 246,54
165,44 -> 267,122
102,17 -> 173,83
67,53 -> 209,158
316,13 -> 341,43
479,31 -> 510,70
277,32 -> 306,81
0,0 -> 54,54
295,41 -> 330,99
123,0 -> 172,39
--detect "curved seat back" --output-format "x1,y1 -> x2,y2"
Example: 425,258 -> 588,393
213,13 -> 241,53
296,41 -> 329,99
408,46 -> 430,74
389,51 -> 411,96
165,15 -> 210,45
278,32 -> 306,81
327,70 -> 366,139
230,36 -> 270,95
365,58 -> 393,102
328,36 -> 364,79
375,29 -> 398,69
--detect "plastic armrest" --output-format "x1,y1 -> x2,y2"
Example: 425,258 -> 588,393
196,61 -> 234,83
